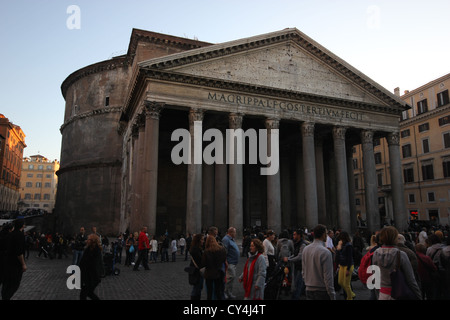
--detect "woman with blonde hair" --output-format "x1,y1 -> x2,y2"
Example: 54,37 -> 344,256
79,234 -> 104,300
201,235 -> 227,300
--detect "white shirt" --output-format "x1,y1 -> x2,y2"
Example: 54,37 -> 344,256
263,238 -> 275,266
419,231 -> 428,244
326,236 -> 335,250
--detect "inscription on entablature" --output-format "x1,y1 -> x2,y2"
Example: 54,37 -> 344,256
207,91 -> 364,122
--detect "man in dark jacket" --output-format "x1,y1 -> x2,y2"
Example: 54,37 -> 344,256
72,227 -> 87,266
1,219 -> 27,300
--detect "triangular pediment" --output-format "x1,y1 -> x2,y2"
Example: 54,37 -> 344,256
139,28 -> 408,109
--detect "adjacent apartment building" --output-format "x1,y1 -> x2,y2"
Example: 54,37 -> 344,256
0,114 -> 26,212
19,155 -> 60,212
353,73 -> 450,228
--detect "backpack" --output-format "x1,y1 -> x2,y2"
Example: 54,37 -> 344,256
278,239 -> 291,260
358,248 -> 375,284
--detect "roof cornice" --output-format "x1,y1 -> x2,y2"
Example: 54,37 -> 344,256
124,68 -> 404,118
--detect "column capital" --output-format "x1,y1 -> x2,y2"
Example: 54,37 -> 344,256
144,101 -> 165,120
189,108 -> 204,126
131,123 -> 140,138
361,130 -> 374,145
265,118 -> 280,130
332,126 -> 347,140
387,131 -> 400,146
229,113 -> 244,129
301,122 -> 315,137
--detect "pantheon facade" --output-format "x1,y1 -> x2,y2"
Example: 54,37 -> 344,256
56,28 -> 410,237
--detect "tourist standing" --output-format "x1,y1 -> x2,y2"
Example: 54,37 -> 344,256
222,227 -> 240,299
201,235 -> 227,300
336,231 -> 355,300
133,226 -> 150,271
239,238 -> 266,300
79,234 -> 103,300
372,226 -> 421,300
189,234 -> 205,300
302,224 -> 336,300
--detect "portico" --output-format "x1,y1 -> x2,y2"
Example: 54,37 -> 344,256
119,28 -> 409,237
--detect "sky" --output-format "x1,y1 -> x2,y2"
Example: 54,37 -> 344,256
1,0 -> 449,162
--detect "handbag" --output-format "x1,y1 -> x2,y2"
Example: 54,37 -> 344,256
191,257 -> 205,277
129,245 -> 134,253
390,251 -> 418,300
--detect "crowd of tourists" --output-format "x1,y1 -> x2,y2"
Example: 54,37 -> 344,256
1,219 -> 449,301
185,223 -> 450,300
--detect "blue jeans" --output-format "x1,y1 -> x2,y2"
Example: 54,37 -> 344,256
191,276 -> 204,299
291,270 -> 305,300
72,250 -> 83,266
161,248 -> 169,262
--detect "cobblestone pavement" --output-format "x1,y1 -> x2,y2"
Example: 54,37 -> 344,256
11,248 -> 371,301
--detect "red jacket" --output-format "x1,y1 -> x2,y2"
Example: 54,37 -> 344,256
416,251 -> 437,284
138,232 -> 150,251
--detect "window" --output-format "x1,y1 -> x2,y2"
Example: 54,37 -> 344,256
43,194 -> 50,200
105,96 -> 110,107
34,194 -> 41,200
402,144 -> 412,158
417,99 -> 428,114
355,198 -> 361,206
404,167 -> 414,183
443,159 -> 450,178
38,165 -> 44,170
27,173 -> 33,178
37,174 -> 43,178
428,192 -> 436,202
439,115 -> 450,126
422,139 -> 430,154
44,182 -> 51,188
401,129 -> 410,138
422,162 -> 434,180
408,194 -> 416,204
375,152 -> 382,164
28,164 -> 34,170
444,133 -> 450,149
36,182 -> 42,187
418,123 -> 430,132
24,193 -> 31,200
354,175 -> 359,190
26,182 -> 32,187
46,174 -> 52,178
352,158 -> 358,170
437,90 -> 449,107
377,170 -> 383,187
